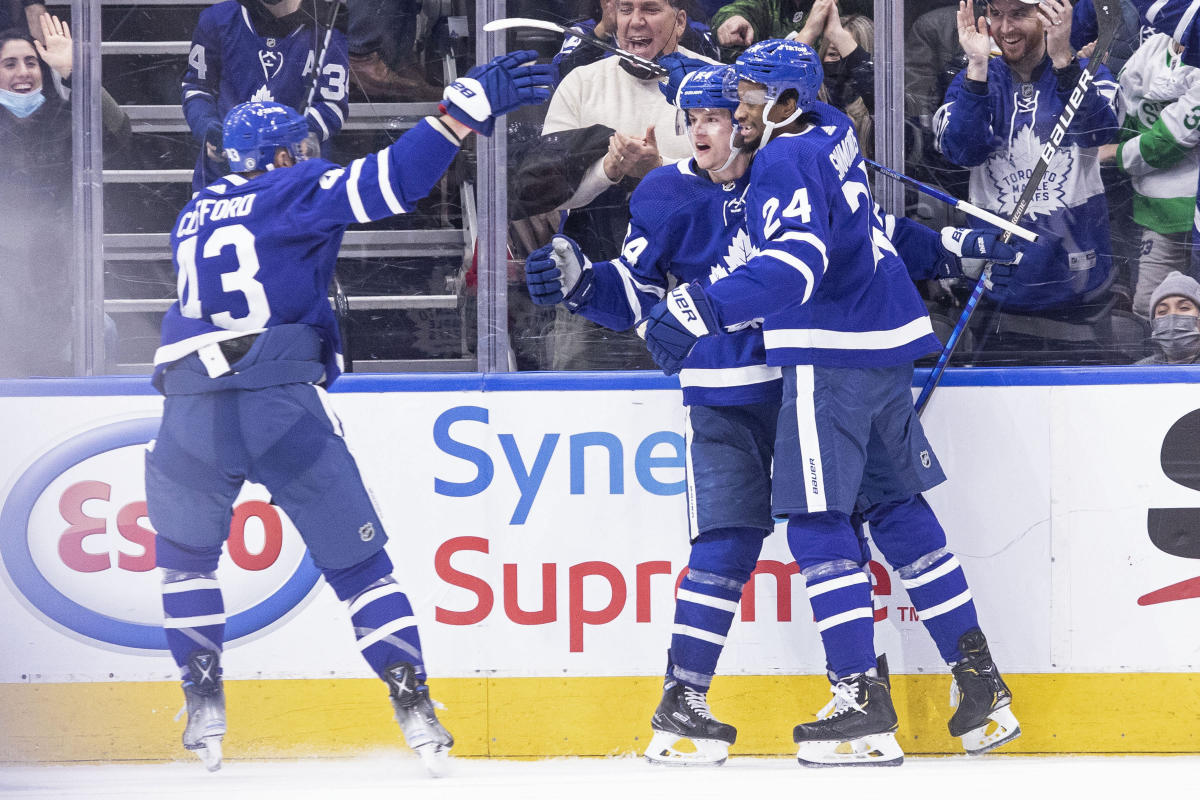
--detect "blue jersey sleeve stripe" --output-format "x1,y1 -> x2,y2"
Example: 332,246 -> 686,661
1173,2 -> 1200,39
375,150 -> 406,215
306,107 -> 330,141
611,260 -> 657,320
323,100 -> 345,126
759,248 -> 817,303
774,231 -> 829,273
346,158 -> 371,223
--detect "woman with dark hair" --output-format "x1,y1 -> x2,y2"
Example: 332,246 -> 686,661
0,16 -> 74,377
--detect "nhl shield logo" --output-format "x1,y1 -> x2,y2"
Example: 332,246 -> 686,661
920,450 -> 931,469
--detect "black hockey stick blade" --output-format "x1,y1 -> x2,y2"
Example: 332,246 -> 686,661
482,17 -> 668,77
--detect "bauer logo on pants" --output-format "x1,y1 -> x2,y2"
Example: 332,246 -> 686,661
0,418 -> 320,651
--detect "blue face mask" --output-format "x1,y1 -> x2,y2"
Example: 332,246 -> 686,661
0,87 -> 45,118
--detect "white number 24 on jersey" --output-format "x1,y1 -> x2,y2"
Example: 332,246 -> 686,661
176,224 -> 271,330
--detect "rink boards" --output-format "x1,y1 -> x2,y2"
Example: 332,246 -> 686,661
1,369 -> 1198,761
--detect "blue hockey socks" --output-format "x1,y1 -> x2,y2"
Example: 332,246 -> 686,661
864,495 -> 981,664
162,570 -> 226,677
788,513 -> 877,679
898,549 -> 979,664
157,537 -> 225,678
668,528 -> 764,689
324,550 -> 426,679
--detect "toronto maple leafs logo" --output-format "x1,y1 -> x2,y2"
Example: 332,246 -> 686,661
258,49 -> 284,81
708,228 -> 756,285
985,124 -> 1072,219
250,84 -> 276,103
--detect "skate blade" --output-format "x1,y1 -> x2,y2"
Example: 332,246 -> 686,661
644,731 -> 729,767
796,733 -> 904,768
187,736 -> 223,772
415,742 -> 452,778
961,706 -> 1021,755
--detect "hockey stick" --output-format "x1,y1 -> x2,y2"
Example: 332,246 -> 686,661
864,158 -> 1039,243
302,0 -> 342,113
914,2 -> 1120,416
481,17 -> 668,77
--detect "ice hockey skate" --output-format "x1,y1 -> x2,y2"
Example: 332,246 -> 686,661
177,649 -> 225,772
792,668 -> 903,768
949,629 -> 1021,754
383,662 -> 454,777
645,680 -> 736,766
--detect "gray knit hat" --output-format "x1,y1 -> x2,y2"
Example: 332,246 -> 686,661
1150,271 -> 1200,315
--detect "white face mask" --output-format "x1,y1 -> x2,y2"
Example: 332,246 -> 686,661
0,86 -> 45,118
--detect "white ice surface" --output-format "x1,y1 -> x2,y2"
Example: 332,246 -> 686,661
1,754 -> 1197,800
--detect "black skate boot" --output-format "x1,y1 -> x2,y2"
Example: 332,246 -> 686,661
793,667 -> 903,767
179,649 -> 225,772
383,662 -> 454,777
949,628 -> 1021,754
646,680 -> 736,766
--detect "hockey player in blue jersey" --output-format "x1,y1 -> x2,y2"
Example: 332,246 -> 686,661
639,39 -> 1020,767
528,64 -> 776,766
146,52 -> 553,774
182,0 -> 350,192
528,60 -> 1022,766
934,1 -> 1119,315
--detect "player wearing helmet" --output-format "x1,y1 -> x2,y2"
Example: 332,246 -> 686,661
147,52 -> 553,776
640,39 -> 1020,767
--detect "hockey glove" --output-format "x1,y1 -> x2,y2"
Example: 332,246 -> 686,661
656,52 -> 712,104
203,120 -> 227,162
984,260 -> 1020,301
639,283 -> 718,376
936,226 -> 1021,279
440,49 -> 555,136
525,235 -> 595,309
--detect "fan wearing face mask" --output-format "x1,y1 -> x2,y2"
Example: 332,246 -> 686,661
1138,271 -> 1200,364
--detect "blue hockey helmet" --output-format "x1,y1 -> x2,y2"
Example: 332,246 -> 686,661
727,39 -> 823,150
222,101 -> 315,173
675,64 -> 739,112
732,39 -> 823,110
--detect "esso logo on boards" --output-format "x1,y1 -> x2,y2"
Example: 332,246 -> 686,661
0,418 -> 320,651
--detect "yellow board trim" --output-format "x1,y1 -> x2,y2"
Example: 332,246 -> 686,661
2,673 -> 1198,763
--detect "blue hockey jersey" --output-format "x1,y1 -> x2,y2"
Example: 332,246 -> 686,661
934,55 -> 1119,311
1133,1 -> 1200,67
575,159 -> 780,407
154,119 -> 460,391
182,1 -> 349,190
702,103 -> 941,368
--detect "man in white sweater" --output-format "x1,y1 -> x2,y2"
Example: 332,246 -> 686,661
539,0 -> 715,369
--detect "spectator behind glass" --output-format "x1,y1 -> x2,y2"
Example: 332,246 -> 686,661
933,0 -> 1119,315
1138,271 -> 1200,364
814,8 -> 873,157
554,0 -> 718,84
345,0 -> 441,100
181,0 -> 349,193
518,0 -> 716,370
0,18 -> 73,377
1099,33 -> 1200,319
710,0 -> 872,59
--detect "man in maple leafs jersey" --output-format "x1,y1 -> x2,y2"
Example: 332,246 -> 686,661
639,40 -> 1022,767
934,0 -> 1118,313
182,0 -> 350,192
147,52 -> 552,774
528,61 -> 1022,767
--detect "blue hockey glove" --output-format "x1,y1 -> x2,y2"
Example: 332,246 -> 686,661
440,49 -> 555,136
525,235 -> 595,308
984,260 -> 1020,301
656,52 -> 711,104
936,226 -> 1021,278
638,283 -> 718,376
